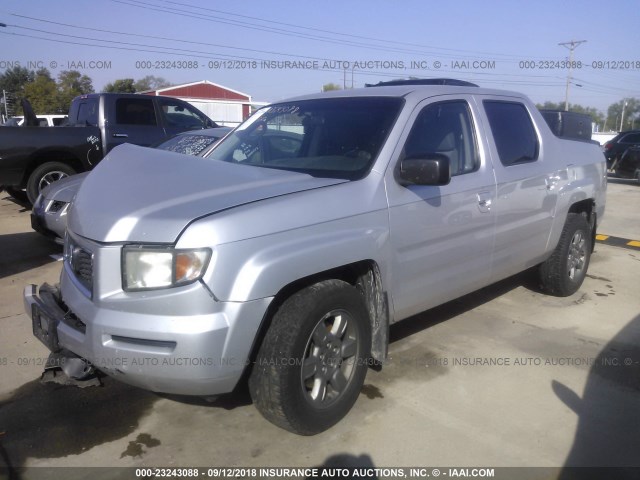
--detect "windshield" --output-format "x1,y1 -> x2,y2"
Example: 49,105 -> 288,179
208,97 -> 403,180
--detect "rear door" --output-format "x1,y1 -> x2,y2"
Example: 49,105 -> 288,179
477,96 -> 561,282
104,96 -> 166,152
385,96 -> 497,321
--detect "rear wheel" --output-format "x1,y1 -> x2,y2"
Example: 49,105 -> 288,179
26,162 -> 76,204
539,213 -> 592,296
249,280 -> 371,435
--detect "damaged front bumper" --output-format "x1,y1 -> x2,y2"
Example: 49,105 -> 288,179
24,283 -> 96,380
23,280 -> 273,396
25,283 -> 72,353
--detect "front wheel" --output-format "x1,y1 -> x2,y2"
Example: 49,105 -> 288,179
249,280 -> 371,435
26,162 -> 76,204
539,213 -> 592,296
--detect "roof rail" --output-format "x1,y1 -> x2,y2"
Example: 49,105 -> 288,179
365,78 -> 479,87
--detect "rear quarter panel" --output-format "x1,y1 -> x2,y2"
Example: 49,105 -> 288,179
546,138 -> 607,250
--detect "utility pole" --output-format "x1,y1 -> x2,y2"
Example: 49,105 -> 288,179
1,90 -> 7,120
559,40 -> 587,111
620,100 -> 628,131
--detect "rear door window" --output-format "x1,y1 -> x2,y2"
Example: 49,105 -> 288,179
483,101 -> 539,166
115,98 -> 157,126
74,98 -> 98,126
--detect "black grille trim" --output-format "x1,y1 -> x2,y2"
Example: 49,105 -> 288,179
71,247 -> 93,293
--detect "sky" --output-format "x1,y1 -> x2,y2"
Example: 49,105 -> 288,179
1,0 -> 639,118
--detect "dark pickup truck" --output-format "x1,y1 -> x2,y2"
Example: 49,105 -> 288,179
0,93 -> 217,203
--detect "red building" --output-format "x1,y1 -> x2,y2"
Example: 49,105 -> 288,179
142,80 -> 253,126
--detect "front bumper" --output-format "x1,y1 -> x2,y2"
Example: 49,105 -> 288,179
30,198 -> 65,244
31,211 -> 62,244
24,277 -> 272,396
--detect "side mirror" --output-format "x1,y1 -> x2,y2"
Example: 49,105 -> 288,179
398,154 -> 451,186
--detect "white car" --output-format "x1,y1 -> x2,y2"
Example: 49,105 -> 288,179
2,115 -> 68,127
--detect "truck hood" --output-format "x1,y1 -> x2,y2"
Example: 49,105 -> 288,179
69,144 -> 347,243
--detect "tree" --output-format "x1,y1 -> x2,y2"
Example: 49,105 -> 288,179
57,70 -> 94,111
134,75 -> 171,92
322,83 -> 341,92
606,98 -> 640,132
23,68 -> 59,113
0,65 -> 35,98
103,78 -> 137,93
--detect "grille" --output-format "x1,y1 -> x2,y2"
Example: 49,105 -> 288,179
71,247 -> 93,293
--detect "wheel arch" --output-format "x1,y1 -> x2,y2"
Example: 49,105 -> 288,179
21,150 -> 84,187
548,196 -> 597,255
567,198 -> 597,253
244,260 -> 389,382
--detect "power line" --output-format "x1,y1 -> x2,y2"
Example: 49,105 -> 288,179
2,20 -> 584,85
2,8 -> 636,101
152,0 -> 553,60
109,0 -> 562,62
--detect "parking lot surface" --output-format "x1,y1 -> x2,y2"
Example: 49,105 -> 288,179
1,180 -> 639,475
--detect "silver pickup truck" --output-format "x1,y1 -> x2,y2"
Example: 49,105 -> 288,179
24,80 -> 606,435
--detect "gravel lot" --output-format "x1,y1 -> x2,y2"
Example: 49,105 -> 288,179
0,179 -> 639,476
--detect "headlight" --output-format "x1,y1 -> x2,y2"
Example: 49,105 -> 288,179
122,246 -> 211,291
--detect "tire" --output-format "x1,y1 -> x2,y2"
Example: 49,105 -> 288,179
26,162 -> 76,204
249,279 -> 371,435
5,186 -> 30,204
539,213 -> 592,297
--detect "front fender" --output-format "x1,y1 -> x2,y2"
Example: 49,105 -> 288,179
203,211 -> 390,302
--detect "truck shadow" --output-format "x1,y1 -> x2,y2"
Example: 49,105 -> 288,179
0,232 -> 60,280
390,269 -> 538,344
555,314 -> 640,476
1,192 -> 31,211
0,376 -> 158,475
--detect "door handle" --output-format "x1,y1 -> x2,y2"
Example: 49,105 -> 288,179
112,133 -> 128,138
477,192 -> 492,213
545,176 -> 559,190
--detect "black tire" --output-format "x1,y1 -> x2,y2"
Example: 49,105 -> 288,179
26,162 -> 76,204
539,213 -> 592,296
5,186 -> 30,204
249,279 -> 371,435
